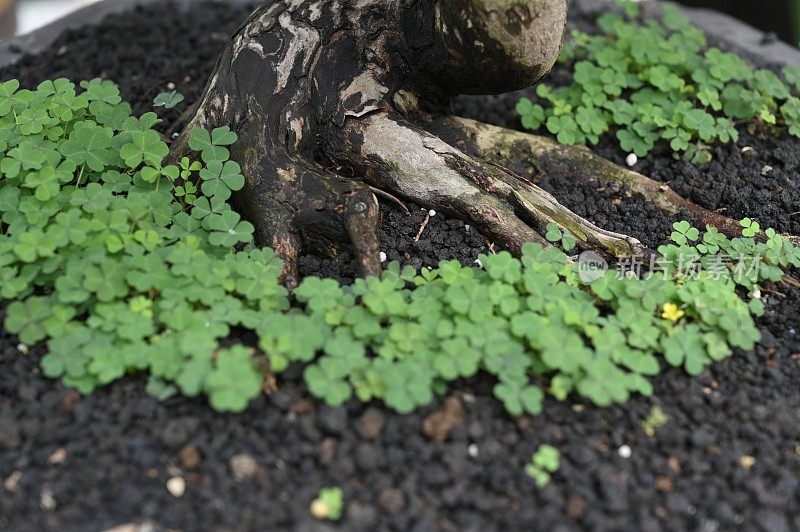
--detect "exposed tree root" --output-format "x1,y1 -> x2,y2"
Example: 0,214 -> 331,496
325,112 -> 645,258
426,116 -> 744,236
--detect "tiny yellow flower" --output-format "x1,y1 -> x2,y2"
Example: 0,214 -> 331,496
662,303 -> 685,322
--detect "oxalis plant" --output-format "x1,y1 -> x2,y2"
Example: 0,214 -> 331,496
518,0 -> 800,163
2,0 -> 800,415
1,79 -> 799,415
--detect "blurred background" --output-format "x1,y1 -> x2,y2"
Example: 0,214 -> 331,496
0,0 -> 796,43
0,0 -> 100,38
676,0 -> 800,44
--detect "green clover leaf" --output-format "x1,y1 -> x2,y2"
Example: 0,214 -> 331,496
205,346 -> 263,412
205,210 -> 255,247
153,90 -> 185,109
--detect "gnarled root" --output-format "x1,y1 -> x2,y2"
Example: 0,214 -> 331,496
325,112 -> 645,259
231,161 -> 384,285
426,115 -> 745,237
168,131 -> 384,284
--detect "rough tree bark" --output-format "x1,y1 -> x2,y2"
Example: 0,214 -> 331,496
169,0 -> 741,282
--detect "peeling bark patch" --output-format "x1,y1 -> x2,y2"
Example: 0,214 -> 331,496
356,116 -> 476,199
274,11 -> 321,95
340,71 -> 389,119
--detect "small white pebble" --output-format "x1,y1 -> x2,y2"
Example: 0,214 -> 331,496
625,153 -> 638,167
428,209 -> 437,217
40,488 -> 56,510
167,476 -> 186,497
618,445 -> 632,458
16,343 -> 28,354
749,287 -> 762,300
48,448 -> 67,465
468,444 -> 479,458
4,471 -> 22,493
761,165 -> 773,176
379,251 -> 387,263
465,224 -> 470,231
739,455 -> 756,470
166,82 -> 176,90
741,146 -> 754,154
310,498 -> 332,520
172,132 -> 179,139
474,258 -> 483,268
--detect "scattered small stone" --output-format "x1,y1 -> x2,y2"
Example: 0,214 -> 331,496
666,492 -> 691,514
428,209 -> 436,217
625,153 -> 638,167
318,438 -> 337,464
739,455 -> 757,470
655,476 -> 673,492
104,524 -> 156,532
354,442 -> 384,470
4,471 -> 22,493
347,501 -> 379,529
422,396 -> 466,443
474,258 -> 483,268
16,343 -> 28,354
741,146 -> 757,157
309,498 -> 330,520
160,417 -> 200,447
566,496 -> 585,519
668,456 -> 682,473
0,415 -> 21,450
166,476 -> 186,497
166,82 -> 176,90
379,251 -> 387,263
229,454 -> 259,480
618,445 -> 632,458
18,385 -> 37,402
377,487 -> 406,515
48,448 -> 67,465
761,165 -> 773,176
179,444 -> 201,470
102,524 -> 141,532
755,509 -> 790,532
40,488 -> 56,510
356,408 -> 385,440
291,398 -> 314,415
468,443 -> 479,458
318,406 -> 348,435
61,390 -> 80,411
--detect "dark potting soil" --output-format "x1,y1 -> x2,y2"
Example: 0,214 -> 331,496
1,2 -> 799,532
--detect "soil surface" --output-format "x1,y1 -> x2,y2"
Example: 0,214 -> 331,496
1,3 -> 799,532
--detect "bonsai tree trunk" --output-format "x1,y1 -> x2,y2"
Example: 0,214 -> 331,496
169,0 -> 738,282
